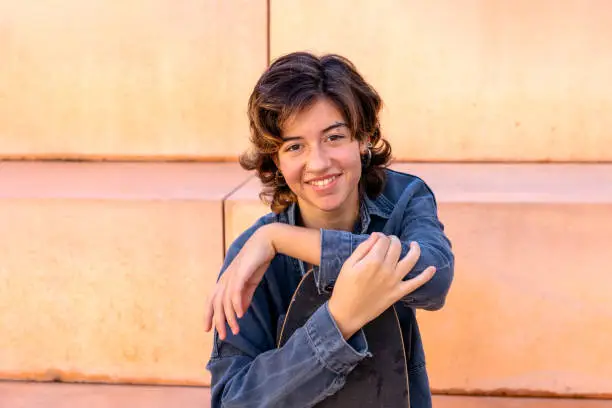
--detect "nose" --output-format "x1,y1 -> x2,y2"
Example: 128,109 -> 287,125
306,144 -> 331,172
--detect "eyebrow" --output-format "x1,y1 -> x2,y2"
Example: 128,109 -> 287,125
282,121 -> 348,142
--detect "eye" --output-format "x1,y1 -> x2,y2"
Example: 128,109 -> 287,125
284,143 -> 302,153
327,134 -> 345,142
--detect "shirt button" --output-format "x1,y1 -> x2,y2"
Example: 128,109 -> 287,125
324,280 -> 336,292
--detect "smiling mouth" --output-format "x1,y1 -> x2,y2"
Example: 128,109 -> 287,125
306,174 -> 340,187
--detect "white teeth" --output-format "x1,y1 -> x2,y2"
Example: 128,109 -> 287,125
310,176 -> 337,187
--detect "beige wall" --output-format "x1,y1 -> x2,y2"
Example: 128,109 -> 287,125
2,0 -> 612,398
271,0 -> 612,161
0,1 -> 266,159
1,1 -> 611,161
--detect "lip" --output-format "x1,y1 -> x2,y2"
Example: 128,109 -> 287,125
305,173 -> 341,192
304,173 -> 342,184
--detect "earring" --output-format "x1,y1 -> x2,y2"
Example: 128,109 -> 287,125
362,142 -> 373,168
275,170 -> 287,187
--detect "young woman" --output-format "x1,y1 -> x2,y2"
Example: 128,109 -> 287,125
204,52 -> 454,408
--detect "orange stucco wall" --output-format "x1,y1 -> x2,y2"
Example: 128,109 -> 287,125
0,1 -> 266,160
271,0 -> 612,162
2,0 -> 612,400
1,1 -> 611,161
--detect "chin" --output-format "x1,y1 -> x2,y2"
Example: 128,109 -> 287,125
308,194 -> 349,213
295,178 -> 359,215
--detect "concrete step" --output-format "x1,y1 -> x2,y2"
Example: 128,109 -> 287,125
224,163 -> 612,398
1,382 -> 610,408
3,162 -> 611,396
0,162 -> 251,385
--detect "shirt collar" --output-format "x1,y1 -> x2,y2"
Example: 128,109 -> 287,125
286,202 -> 298,226
284,192 -> 393,233
355,193 -> 392,233
362,192 -> 393,219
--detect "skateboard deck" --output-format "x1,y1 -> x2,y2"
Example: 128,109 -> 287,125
278,269 -> 410,407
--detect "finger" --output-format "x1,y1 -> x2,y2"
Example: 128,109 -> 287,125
231,282 -> 245,320
226,269 -> 244,334
206,273 -> 229,331
234,262 -> 268,317
346,233 -> 381,265
363,233 -> 391,264
231,270 -> 249,319
396,241 -> 421,278
224,286 -> 240,336
234,282 -> 259,324
204,274 -> 228,332
242,284 -> 257,316
214,286 -> 227,340
383,235 -> 402,270
203,292 -> 215,332
396,266 -> 436,298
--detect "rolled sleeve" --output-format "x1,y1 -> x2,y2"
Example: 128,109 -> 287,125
400,238 -> 454,310
305,302 -> 370,374
316,178 -> 454,311
398,191 -> 454,310
317,228 -> 354,292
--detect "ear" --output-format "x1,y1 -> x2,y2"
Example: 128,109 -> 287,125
272,154 -> 281,171
359,138 -> 371,154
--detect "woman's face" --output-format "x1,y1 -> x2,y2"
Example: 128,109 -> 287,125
277,97 -> 366,217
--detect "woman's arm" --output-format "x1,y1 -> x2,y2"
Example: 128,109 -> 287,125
208,223 -> 370,408
209,301 -> 369,408
209,227 -> 433,407
205,177 -> 452,341
267,178 -> 454,311
267,223 -> 321,266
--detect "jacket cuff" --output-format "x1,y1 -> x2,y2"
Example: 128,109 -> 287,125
305,302 -> 370,374
317,229 -> 353,292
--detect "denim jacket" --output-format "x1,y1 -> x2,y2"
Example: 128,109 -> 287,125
207,169 -> 454,408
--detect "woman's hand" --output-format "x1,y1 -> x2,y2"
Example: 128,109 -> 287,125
328,233 -> 435,339
203,225 -> 277,340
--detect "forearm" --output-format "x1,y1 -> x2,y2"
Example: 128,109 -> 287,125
209,303 -> 368,407
210,329 -> 334,408
262,220 -> 453,310
318,229 -> 453,310
264,223 -> 322,266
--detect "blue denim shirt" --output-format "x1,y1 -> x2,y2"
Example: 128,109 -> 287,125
207,169 -> 454,407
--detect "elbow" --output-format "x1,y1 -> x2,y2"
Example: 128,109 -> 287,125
424,260 -> 454,311
421,241 -> 454,310
403,259 -> 454,311
423,291 -> 447,311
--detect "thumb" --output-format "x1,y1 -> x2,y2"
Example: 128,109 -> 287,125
346,233 -> 381,266
397,266 -> 436,298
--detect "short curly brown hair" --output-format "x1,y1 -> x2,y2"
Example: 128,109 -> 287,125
240,52 -> 393,214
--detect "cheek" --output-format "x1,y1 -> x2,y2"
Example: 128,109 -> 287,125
342,153 -> 365,190
278,161 -> 303,187
339,150 -> 363,174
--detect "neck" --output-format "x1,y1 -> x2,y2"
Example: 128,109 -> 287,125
297,195 -> 360,232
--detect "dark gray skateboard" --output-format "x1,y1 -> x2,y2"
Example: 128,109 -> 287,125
278,269 -> 410,407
